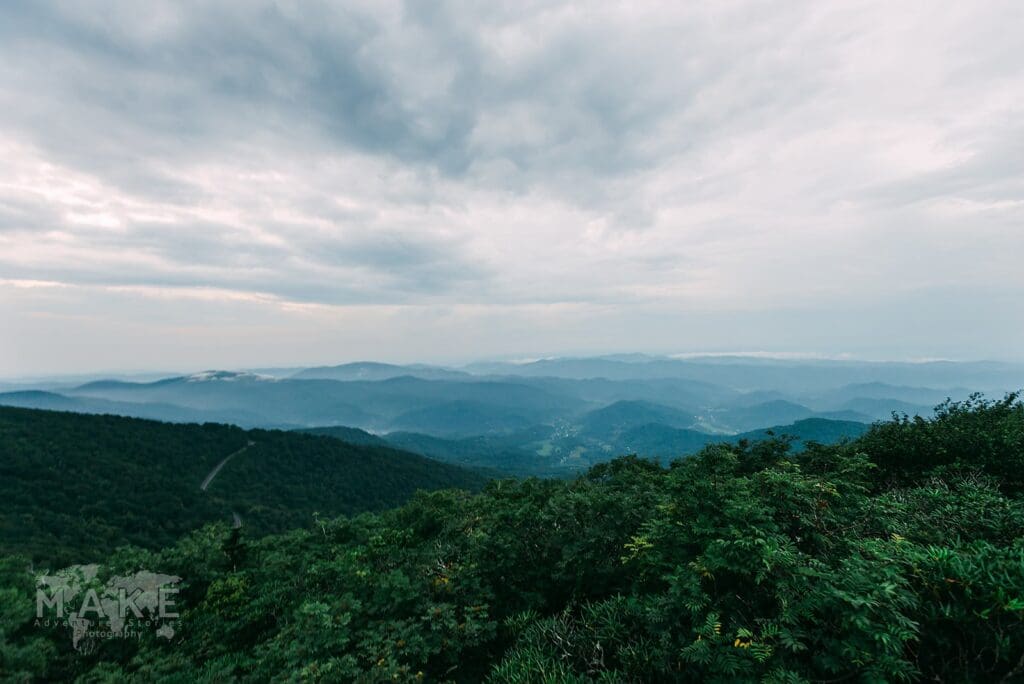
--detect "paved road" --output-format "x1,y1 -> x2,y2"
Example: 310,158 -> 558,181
199,441 -> 254,528
200,440 -> 254,491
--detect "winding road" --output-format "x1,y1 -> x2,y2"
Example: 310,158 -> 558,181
199,440 -> 254,528
200,440 -> 254,491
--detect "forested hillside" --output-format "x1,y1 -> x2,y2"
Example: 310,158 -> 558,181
2,395 -> 1022,682
0,407 -> 486,565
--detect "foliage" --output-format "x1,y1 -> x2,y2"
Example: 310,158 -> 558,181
2,396 -> 1023,681
856,392 -> 1024,491
0,407 -> 486,565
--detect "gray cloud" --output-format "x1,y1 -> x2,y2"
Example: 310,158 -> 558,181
0,1 -> 828,195
0,0 -> 1022,373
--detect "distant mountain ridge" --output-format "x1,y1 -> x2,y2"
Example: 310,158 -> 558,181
2,355 -> 1014,477
464,356 -> 1024,393
57,373 -> 585,433
292,362 -> 471,382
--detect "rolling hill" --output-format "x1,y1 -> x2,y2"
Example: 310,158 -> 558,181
0,406 -> 487,565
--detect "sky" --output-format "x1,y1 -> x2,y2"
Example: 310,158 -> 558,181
1,0 -> 1022,376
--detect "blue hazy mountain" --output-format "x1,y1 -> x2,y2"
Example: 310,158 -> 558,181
836,397 -> 933,421
6,356 -> 1016,476
65,371 -> 586,432
510,376 -> 738,411
817,381 -> 970,406
711,399 -> 815,432
465,356 -> 1024,394
291,361 -> 472,382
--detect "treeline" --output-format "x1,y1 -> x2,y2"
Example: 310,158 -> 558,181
2,395 -> 1023,681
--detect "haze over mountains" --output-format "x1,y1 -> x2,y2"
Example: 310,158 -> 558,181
3,354 -> 1019,476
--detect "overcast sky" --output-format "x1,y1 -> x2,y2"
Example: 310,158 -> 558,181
1,0 -> 1022,375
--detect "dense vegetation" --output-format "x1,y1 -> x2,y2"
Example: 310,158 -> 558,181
2,395 -> 1023,682
0,407 -> 486,566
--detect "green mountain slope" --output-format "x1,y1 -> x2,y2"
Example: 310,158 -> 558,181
0,406 -> 486,565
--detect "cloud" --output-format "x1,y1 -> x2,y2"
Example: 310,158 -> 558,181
0,0 -> 1022,372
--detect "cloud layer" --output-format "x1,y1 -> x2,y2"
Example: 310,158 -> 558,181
1,0 -> 1022,373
